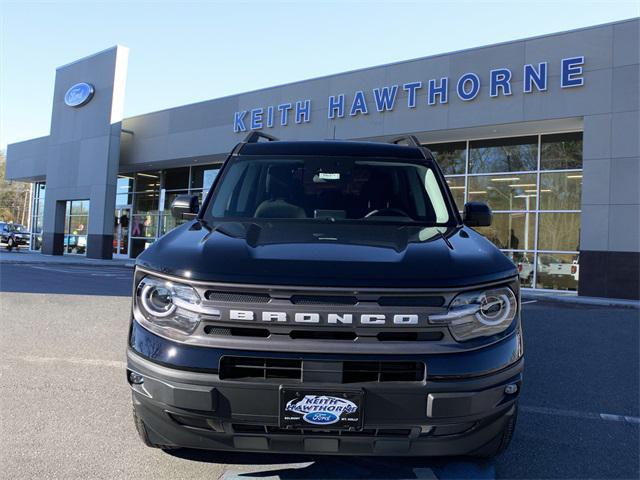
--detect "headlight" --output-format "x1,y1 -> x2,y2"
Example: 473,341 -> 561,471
429,287 -> 517,341
135,276 -> 202,335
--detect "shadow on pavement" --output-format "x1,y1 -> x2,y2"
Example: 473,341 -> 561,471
167,449 -> 495,479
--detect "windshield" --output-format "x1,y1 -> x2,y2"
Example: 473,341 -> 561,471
205,156 -> 454,225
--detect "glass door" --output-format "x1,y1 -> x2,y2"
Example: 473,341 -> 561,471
113,207 -> 131,257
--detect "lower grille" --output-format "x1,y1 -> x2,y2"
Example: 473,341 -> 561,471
343,361 -> 425,383
232,424 -> 413,437
219,357 -> 425,383
219,357 -> 302,381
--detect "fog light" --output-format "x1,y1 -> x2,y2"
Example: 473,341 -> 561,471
129,371 -> 144,385
504,383 -> 518,394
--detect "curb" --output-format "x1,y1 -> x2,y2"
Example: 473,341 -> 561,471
522,292 -> 640,310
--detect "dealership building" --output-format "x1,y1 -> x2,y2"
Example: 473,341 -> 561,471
5,18 -> 639,299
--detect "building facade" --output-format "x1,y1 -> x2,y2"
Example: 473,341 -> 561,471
6,19 -> 639,299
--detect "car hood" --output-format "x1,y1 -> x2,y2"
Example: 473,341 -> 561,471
136,220 -> 517,288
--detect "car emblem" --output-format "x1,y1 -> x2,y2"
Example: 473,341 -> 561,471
64,82 -> 95,108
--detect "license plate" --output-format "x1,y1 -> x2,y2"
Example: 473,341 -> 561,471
280,388 -> 364,429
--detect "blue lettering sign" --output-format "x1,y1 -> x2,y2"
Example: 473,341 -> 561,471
328,94 -> 344,119
233,111 -> 247,132
457,73 -> 480,101
428,77 -> 448,105
524,62 -> 548,93
561,56 -> 584,88
373,85 -> 398,112
403,81 -> 422,108
232,55 -> 585,132
350,90 -> 368,116
295,100 -> 311,123
490,69 -> 512,97
278,103 -> 292,126
266,106 -> 275,127
250,108 -> 263,129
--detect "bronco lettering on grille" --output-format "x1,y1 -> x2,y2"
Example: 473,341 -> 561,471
228,310 -> 419,325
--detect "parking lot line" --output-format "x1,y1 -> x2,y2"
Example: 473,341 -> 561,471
521,405 -> 640,425
12,355 -> 126,369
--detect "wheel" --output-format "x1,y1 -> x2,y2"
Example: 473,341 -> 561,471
472,405 -> 518,458
132,407 -> 179,450
6,238 -> 14,251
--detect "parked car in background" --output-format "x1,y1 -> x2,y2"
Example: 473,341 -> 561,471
0,222 -> 30,251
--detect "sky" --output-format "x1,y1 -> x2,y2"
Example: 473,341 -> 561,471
1,0 -> 638,150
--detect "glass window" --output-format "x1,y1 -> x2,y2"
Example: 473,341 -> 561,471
426,142 -> 466,175
31,234 -> 43,251
536,253 -> 579,291
207,157 -> 453,225
134,171 -> 161,192
164,167 -> 190,191
469,136 -> 538,173
504,251 -> 535,289
116,176 -> 134,206
130,214 -> 157,238
539,172 -> 582,210
134,192 -> 159,214
445,176 -> 465,210
63,200 -> 89,255
476,212 -> 535,251
468,174 -> 537,211
540,132 -> 582,170
538,212 -> 581,251
191,165 -> 222,191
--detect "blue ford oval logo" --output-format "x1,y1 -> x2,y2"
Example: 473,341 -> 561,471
303,412 -> 339,425
64,82 -> 95,107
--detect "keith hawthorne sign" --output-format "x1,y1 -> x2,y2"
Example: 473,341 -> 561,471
233,56 -> 585,133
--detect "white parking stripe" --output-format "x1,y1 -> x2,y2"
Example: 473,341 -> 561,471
521,405 -> 640,424
11,355 -> 126,369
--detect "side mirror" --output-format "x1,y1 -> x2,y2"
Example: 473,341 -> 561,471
171,194 -> 199,219
463,202 -> 492,227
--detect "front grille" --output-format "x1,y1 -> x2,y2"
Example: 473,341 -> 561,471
205,291 -> 271,303
343,361 -> 425,383
291,295 -> 358,306
219,357 -> 302,381
289,330 -> 357,341
203,325 -> 442,342
219,357 -> 425,383
379,296 -> 445,307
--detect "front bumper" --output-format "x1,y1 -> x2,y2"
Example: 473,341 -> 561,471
127,326 -> 523,456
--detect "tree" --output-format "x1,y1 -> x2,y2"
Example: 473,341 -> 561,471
0,151 -> 31,225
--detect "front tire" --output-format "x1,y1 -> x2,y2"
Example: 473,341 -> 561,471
472,404 -> 518,458
6,238 -> 14,251
132,407 -> 179,450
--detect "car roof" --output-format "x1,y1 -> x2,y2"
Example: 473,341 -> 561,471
238,140 -> 427,159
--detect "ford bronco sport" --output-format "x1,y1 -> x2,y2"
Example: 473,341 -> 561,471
127,133 -> 523,457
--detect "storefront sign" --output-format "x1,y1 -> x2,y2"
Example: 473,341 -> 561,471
233,56 -> 584,133
64,82 -> 95,108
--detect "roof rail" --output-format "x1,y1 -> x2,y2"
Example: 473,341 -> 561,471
388,135 -> 422,147
243,131 -> 279,143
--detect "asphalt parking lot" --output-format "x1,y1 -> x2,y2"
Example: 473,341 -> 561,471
0,263 -> 638,479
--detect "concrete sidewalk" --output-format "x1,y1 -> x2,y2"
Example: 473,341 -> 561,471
0,249 -> 135,268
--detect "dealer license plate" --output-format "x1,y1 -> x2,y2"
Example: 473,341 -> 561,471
280,388 -> 364,429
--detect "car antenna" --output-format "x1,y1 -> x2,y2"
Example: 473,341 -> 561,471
436,229 -> 454,250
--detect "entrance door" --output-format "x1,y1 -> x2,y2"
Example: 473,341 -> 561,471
113,207 -> 131,257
